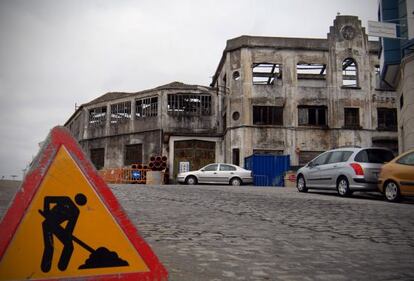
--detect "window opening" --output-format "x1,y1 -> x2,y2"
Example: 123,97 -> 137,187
233,71 -> 240,80
90,148 -> 104,170
167,93 -> 211,116
125,144 -> 143,165
344,108 -> 360,128
342,58 -> 358,87
232,148 -> 240,166
296,63 -> 326,79
252,63 -> 282,85
136,97 -> 158,119
110,101 -> 131,124
89,106 -> 107,126
298,106 -> 327,126
377,108 -> 397,131
253,106 -> 283,125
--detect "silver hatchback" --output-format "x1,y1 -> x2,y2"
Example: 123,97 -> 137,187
296,147 -> 394,197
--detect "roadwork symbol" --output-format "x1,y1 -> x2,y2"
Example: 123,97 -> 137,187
0,126 -> 167,281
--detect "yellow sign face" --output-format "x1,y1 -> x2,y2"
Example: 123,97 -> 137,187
0,146 -> 149,280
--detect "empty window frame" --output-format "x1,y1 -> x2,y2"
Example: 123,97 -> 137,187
110,101 -> 131,124
89,106 -> 107,126
342,58 -> 358,87
136,97 -> 158,119
90,148 -> 105,170
344,108 -> 360,128
298,106 -> 327,126
377,108 -> 397,131
252,63 -> 282,85
296,63 -> 326,79
167,93 -> 211,116
125,144 -> 143,165
253,106 -> 283,125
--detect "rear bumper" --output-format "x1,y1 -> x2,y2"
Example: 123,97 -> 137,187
350,178 -> 380,191
242,177 -> 253,184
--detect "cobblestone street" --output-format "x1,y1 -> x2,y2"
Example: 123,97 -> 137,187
1,183 -> 414,280
111,184 -> 414,281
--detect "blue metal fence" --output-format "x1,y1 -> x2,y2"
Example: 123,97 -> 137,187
244,154 -> 290,187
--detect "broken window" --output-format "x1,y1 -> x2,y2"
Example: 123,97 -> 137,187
296,63 -> 326,79
342,58 -> 358,87
377,108 -> 397,131
252,63 -> 282,85
298,106 -> 327,126
125,144 -> 143,165
253,106 -> 283,125
110,101 -> 131,124
89,106 -> 107,126
344,108 -> 360,128
167,93 -> 211,116
90,148 -> 104,170
136,97 -> 158,119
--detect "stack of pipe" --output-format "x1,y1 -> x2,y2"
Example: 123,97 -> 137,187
148,155 -> 168,171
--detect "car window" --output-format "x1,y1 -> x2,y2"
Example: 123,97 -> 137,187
312,152 -> 331,166
397,152 -> 414,166
203,164 -> 218,171
327,151 -> 343,164
219,164 -> 237,171
355,149 -> 394,164
341,151 -> 353,162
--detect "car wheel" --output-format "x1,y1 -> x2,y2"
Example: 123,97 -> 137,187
384,181 -> 401,202
185,176 -> 197,185
230,177 -> 242,186
296,175 -> 308,192
337,177 -> 351,197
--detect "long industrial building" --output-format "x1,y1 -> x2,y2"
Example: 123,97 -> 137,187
65,15 -> 398,180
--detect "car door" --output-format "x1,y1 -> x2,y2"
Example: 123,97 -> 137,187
395,152 -> 414,195
307,152 -> 332,188
217,164 -> 237,184
198,164 -> 218,183
322,151 -> 353,188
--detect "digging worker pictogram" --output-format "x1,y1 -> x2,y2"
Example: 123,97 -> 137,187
39,193 -> 87,272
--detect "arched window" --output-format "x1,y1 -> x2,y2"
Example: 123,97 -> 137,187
342,58 -> 358,87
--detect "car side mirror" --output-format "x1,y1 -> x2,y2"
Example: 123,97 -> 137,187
308,162 -> 314,168
201,169 -> 205,172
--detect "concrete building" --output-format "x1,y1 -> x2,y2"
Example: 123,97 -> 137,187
65,15 -> 398,180
378,0 -> 414,153
212,15 -> 397,166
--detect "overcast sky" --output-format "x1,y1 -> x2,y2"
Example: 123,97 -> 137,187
0,0 -> 377,179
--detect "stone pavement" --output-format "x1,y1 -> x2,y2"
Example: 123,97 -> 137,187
110,184 -> 414,281
1,182 -> 414,280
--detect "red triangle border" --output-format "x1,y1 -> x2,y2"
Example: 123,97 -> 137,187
0,126 -> 168,281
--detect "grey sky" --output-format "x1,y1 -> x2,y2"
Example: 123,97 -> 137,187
0,0 -> 377,179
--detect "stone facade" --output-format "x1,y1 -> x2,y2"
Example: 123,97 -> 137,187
65,15 -> 398,179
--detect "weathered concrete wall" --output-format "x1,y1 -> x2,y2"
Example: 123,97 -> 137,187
81,131 -> 161,168
398,53 -> 414,152
218,15 -> 398,166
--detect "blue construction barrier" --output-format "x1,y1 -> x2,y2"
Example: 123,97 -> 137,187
244,154 -> 290,187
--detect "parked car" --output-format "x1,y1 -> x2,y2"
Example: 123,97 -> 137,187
177,163 -> 253,186
378,149 -> 414,202
296,147 -> 394,197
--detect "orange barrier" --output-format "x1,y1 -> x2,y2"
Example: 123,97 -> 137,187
99,168 -> 151,184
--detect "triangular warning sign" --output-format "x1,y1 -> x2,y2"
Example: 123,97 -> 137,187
0,127 -> 168,281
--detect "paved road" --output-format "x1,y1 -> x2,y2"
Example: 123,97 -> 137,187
1,182 -> 414,280
111,184 -> 414,281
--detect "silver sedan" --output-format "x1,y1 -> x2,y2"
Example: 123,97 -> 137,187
177,163 -> 253,186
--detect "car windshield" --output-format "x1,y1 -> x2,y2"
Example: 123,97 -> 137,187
355,149 -> 394,164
